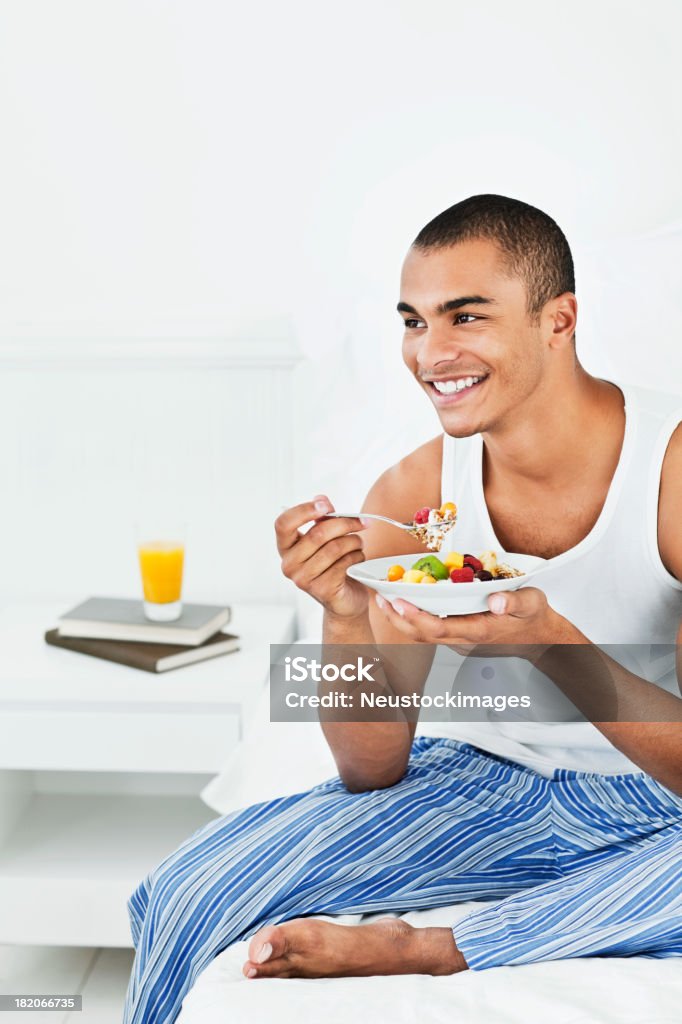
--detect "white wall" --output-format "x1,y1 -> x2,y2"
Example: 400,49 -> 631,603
0,336 -> 299,603
0,0 -> 680,602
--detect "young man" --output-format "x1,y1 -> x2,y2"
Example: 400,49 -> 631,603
124,196 -> 682,1024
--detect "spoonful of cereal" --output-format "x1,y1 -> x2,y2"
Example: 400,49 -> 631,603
323,502 -> 457,552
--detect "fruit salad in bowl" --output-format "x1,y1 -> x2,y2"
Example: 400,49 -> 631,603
388,550 -> 524,584
347,549 -> 547,616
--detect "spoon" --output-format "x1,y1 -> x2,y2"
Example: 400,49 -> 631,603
323,512 -> 417,531
322,512 -> 457,551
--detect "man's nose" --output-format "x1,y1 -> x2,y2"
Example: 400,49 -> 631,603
416,322 -> 463,371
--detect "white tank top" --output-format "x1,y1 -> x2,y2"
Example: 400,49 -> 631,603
415,381 -> 682,776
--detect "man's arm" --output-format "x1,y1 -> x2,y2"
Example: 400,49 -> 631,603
321,438 -> 442,790
580,419 -> 682,790
589,418 -> 682,791
532,621 -> 682,795
276,435 -> 444,792
659,422 -> 682,699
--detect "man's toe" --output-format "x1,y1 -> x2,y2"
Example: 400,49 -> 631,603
248,922 -> 288,965
244,956 -> 294,980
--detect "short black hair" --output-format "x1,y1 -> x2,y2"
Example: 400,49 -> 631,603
412,194 -> 575,322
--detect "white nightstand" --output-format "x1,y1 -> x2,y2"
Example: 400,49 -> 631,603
0,601 -> 296,949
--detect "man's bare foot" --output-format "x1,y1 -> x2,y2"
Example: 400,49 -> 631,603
242,917 -> 468,980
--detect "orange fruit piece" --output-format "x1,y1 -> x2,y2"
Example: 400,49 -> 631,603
439,501 -> 457,515
387,564 -> 405,581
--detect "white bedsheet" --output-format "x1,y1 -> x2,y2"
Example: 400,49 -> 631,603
177,903 -> 682,1024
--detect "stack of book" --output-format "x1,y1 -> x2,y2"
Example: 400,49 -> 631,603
45,597 -> 239,673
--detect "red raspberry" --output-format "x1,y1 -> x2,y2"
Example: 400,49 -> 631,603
463,554 -> 483,572
413,507 -> 431,524
450,566 -> 475,583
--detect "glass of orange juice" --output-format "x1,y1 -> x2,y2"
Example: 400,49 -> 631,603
135,521 -> 186,621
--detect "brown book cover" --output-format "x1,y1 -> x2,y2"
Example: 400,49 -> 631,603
45,628 -> 240,674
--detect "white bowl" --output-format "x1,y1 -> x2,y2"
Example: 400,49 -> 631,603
347,553 -> 548,616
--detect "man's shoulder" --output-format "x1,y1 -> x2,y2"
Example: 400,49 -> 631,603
366,434 -> 440,505
391,434 -> 444,487
658,421 -> 682,583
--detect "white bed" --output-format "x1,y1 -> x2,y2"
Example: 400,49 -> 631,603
176,652 -> 682,1024
178,906 -> 682,1024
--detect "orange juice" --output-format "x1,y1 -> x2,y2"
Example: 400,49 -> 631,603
137,542 -> 185,604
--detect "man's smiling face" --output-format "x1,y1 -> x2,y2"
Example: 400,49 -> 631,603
399,237 -> 547,437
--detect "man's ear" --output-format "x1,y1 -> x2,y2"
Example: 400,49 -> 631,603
544,292 -> 577,349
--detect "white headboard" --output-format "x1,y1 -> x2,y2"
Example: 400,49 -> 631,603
1,330 -> 300,606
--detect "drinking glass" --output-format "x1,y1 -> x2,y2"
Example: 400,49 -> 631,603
134,521 -> 187,622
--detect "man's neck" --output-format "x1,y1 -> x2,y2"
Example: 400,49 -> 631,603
481,368 -> 625,491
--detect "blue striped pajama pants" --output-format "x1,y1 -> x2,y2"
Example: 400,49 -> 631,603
123,737 -> 682,1024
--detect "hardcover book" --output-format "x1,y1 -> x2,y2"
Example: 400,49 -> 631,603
56,597 -> 231,647
45,628 -> 240,673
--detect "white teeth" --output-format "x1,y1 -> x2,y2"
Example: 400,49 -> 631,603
433,375 -> 483,394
